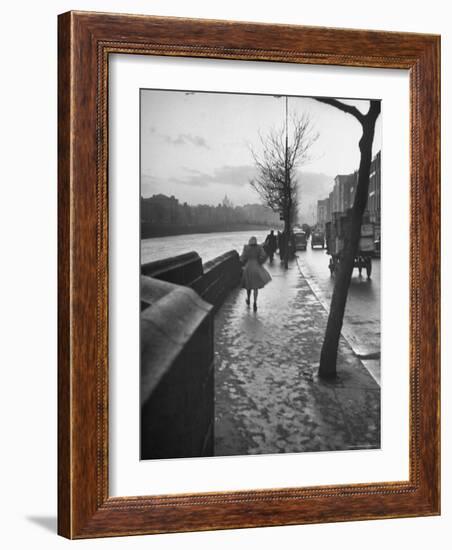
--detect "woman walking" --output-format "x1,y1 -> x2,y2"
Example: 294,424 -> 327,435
240,236 -> 272,311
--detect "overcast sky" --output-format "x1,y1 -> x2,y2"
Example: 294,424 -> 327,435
141,89 -> 381,206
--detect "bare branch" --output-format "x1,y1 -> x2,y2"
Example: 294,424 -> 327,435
249,111 -> 319,228
313,97 -> 365,124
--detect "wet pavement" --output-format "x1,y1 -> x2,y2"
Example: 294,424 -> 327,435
296,244 -> 380,384
214,258 -> 380,457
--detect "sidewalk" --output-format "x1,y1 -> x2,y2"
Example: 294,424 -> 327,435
214,259 -> 380,457
295,249 -> 381,385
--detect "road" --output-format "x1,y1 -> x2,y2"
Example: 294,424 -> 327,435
296,240 -> 380,384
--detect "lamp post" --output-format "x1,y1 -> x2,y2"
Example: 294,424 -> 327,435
283,95 -> 290,268
272,94 -> 291,268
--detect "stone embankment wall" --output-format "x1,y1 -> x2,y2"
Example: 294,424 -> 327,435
140,250 -> 242,459
141,250 -> 242,310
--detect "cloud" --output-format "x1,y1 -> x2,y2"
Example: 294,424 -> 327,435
162,133 -> 210,149
181,167 -> 206,176
141,174 -> 161,196
168,165 -> 257,188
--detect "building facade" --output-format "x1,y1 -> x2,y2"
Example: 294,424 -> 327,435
316,198 -> 329,231
367,151 -> 381,225
141,194 -> 280,228
317,151 -> 381,228
141,194 -> 180,224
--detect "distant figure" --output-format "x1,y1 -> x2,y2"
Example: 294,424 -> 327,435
240,236 -> 272,311
264,230 -> 277,262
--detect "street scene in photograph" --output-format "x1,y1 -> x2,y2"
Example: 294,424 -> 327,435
139,89 -> 381,460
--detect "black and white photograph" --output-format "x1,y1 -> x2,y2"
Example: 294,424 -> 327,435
140,89 -> 382,460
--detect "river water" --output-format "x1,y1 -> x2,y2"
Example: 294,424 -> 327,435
141,229 -> 271,264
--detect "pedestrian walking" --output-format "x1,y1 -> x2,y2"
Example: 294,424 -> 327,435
264,229 -> 277,262
240,236 -> 272,311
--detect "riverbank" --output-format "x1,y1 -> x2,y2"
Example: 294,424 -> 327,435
141,223 -> 281,239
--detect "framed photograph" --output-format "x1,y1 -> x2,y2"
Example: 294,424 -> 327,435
58,11 -> 440,538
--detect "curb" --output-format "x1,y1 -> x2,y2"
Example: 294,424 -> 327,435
295,256 -> 381,388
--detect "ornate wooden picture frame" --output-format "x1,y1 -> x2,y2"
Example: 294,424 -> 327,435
58,11 -> 440,539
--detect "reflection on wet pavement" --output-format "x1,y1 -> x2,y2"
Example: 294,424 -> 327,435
214,259 -> 380,457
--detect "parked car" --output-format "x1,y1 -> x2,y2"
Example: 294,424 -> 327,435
293,230 -> 307,251
311,231 -> 325,249
325,211 -> 375,279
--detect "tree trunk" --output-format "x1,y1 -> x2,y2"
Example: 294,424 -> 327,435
318,102 -> 380,378
283,180 -> 292,269
284,218 -> 291,269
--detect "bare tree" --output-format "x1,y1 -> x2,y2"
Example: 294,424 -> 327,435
314,98 -> 381,378
250,109 -> 318,267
